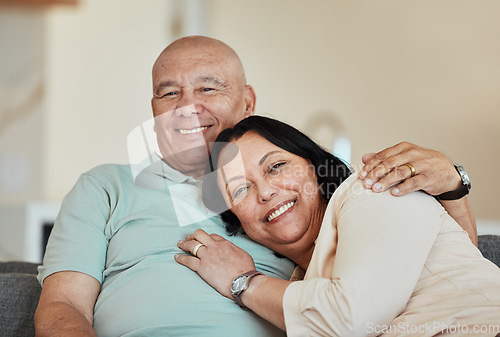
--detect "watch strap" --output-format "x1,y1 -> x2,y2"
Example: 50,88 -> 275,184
230,270 -> 263,310
436,184 -> 469,200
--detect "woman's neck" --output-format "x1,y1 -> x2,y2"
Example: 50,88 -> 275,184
289,199 -> 328,271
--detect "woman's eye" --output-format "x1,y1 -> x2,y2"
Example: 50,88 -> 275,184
233,186 -> 248,199
269,162 -> 286,173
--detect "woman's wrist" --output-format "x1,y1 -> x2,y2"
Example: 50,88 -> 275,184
238,274 -> 265,309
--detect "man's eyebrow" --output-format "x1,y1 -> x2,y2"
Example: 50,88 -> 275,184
154,81 -> 176,95
154,76 -> 229,95
198,75 -> 229,88
259,150 -> 283,166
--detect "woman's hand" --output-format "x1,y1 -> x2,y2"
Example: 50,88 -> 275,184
175,229 -> 257,298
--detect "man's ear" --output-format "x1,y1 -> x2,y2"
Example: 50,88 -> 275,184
243,85 -> 256,117
151,97 -> 158,117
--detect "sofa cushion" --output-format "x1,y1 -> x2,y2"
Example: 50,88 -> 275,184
478,234 -> 500,268
0,273 -> 41,337
0,262 -> 39,275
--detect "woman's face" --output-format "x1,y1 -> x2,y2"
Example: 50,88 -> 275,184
217,132 -> 325,258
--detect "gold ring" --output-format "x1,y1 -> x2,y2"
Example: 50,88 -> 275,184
404,163 -> 416,177
192,243 -> 205,257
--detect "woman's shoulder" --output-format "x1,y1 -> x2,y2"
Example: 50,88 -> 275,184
328,172 -> 445,216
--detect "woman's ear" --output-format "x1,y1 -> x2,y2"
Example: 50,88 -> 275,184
243,85 -> 256,117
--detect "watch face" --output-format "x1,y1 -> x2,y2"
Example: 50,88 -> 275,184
231,275 -> 246,294
455,164 -> 471,189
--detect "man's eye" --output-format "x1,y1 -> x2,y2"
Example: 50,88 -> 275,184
158,91 -> 177,98
201,87 -> 215,92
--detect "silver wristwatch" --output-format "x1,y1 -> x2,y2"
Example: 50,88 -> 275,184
230,270 -> 263,310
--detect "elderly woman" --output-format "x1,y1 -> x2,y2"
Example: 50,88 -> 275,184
175,116 -> 500,336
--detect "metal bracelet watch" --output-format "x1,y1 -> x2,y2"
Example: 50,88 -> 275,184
230,270 -> 263,310
436,164 -> 471,200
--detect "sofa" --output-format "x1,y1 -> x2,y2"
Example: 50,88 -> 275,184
1,235 -> 499,337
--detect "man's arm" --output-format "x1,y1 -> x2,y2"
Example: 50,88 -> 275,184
35,271 -> 100,337
439,197 -> 477,246
359,142 -> 477,245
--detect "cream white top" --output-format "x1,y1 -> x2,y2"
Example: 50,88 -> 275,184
283,174 -> 500,337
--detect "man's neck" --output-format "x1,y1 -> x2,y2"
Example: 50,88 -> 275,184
161,157 -> 206,180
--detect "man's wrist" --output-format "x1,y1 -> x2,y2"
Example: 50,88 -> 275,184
436,164 -> 471,200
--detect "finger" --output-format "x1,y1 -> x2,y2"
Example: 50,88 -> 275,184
360,142 -> 410,178
363,152 -> 416,188
209,233 -> 227,242
191,229 -> 214,245
361,153 -> 376,165
177,239 -> 206,257
370,163 -> 415,193
390,175 -> 427,196
174,254 -> 200,271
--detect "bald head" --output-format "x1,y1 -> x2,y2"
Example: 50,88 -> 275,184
149,36 -> 256,178
153,36 -> 247,87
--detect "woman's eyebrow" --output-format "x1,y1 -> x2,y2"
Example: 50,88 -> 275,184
226,175 -> 246,185
259,151 -> 283,166
221,150 -> 284,187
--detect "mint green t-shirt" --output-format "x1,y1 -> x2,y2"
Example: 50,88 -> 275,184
38,161 -> 294,337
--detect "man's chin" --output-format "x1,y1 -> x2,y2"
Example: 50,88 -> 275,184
161,147 -> 211,175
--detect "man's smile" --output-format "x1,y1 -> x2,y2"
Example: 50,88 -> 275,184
176,126 -> 210,135
175,125 -> 211,135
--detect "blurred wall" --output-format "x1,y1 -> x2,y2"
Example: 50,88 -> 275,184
0,7 -> 44,206
0,0 -> 499,254
0,0 -> 175,260
43,0 -> 174,200
207,0 -> 500,221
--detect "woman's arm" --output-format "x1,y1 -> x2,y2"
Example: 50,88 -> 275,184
175,229 -> 290,330
281,178 -> 443,337
238,275 -> 289,329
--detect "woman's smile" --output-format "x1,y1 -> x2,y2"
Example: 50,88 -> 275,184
264,199 -> 296,223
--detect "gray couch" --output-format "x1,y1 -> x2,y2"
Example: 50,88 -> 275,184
0,262 -> 41,337
1,235 -> 499,337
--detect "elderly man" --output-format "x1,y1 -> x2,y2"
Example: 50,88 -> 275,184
35,36 -> 475,336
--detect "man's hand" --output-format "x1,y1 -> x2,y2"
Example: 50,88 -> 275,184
359,142 -> 462,196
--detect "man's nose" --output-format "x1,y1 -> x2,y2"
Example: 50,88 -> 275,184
174,103 -> 200,117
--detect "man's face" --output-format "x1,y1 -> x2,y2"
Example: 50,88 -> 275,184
151,44 -> 254,177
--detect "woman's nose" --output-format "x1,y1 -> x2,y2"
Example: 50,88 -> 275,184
257,180 -> 279,203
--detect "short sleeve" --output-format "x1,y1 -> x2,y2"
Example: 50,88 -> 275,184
37,173 -> 111,285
